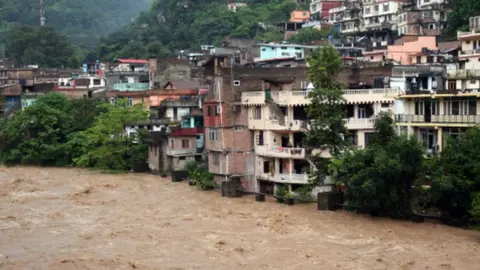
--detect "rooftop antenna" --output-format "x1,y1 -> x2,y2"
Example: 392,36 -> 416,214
40,0 -> 45,26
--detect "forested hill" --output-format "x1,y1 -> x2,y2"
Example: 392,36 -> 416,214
0,0 -> 153,47
87,0 -> 301,61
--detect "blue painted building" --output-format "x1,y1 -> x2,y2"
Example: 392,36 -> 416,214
258,44 -> 314,61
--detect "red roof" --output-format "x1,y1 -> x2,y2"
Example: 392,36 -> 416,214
115,59 -> 148,64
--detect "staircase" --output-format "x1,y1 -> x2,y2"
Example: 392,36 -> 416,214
266,99 -> 285,126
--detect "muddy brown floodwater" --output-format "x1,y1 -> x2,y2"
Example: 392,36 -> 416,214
0,167 -> 479,270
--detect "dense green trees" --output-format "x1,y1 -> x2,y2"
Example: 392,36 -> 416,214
429,128 -> 480,223
0,0 -> 153,47
331,114 -> 424,218
288,28 -> 337,44
0,94 -> 148,171
5,25 -> 79,68
91,0 -> 300,60
446,0 -> 480,34
305,46 -> 349,186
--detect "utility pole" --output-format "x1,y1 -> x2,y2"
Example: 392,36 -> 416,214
40,0 -> 46,26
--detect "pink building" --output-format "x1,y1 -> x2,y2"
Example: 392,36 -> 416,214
386,36 -> 437,65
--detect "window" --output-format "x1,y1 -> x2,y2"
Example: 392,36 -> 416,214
383,4 -> 389,12
448,80 -> 456,90
416,56 -> 422,64
212,152 -> 220,166
365,8 -> 370,14
93,79 -> 101,85
233,126 -> 244,131
358,107 -> 367,118
280,47 -> 287,50
208,128 -> 218,141
170,139 -> 174,148
182,139 -> 189,148
427,56 -> 434,63
415,100 -> 424,115
127,97 -> 133,106
215,105 -> 221,116
374,5 -> 379,11
444,98 -> 476,115
206,105 -> 211,116
254,106 -> 262,119
179,157 -> 186,161
233,80 -> 241,86
256,131 -> 264,145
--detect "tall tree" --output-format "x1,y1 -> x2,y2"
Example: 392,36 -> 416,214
305,45 -> 348,186
430,128 -> 480,223
6,25 -> 77,68
331,113 -> 424,218
72,99 -> 149,171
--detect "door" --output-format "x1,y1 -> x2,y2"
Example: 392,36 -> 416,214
424,100 -> 431,123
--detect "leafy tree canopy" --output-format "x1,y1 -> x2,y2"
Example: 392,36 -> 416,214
430,128 -> 480,222
90,0 -> 300,61
331,113 -> 425,218
446,0 -> 480,34
5,25 -> 79,68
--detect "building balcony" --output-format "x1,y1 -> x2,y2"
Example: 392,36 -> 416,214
257,172 -> 310,184
275,91 -> 310,106
112,82 -> 150,91
459,49 -> 480,58
247,118 -> 307,131
241,91 -> 265,106
255,145 -> 306,159
344,118 -> 375,129
166,148 -> 197,156
446,69 -> 480,79
274,173 -> 310,184
170,127 -> 205,137
457,30 -> 480,40
392,65 -> 445,77
396,114 -> 480,125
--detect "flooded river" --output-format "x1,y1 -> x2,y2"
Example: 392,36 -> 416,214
0,167 -> 479,270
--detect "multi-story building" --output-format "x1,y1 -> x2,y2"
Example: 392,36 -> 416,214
328,3 -> 363,34
204,61 -> 397,194
391,65 -> 473,153
310,0 -> 341,21
363,0 -> 402,32
397,0 -> 450,36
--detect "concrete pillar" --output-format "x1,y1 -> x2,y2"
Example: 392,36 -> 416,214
428,77 -> 433,90
439,98 -> 444,115
354,104 -> 359,118
437,127 -> 443,151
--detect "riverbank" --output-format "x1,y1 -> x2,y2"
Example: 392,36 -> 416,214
1,167 -> 479,269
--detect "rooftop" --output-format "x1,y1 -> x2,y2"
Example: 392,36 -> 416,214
114,59 -> 148,64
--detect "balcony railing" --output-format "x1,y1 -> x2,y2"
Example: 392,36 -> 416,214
446,69 -> 480,78
256,145 -> 306,159
458,30 -> 480,38
112,82 -> 150,91
268,119 -> 307,131
392,66 -> 445,77
274,173 -> 310,184
166,148 -> 196,156
344,118 -> 374,129
343,88 -> 398,95
170,127 -> 205,137
459,49 -> 480,56
396,114 -> 480,125
241,91 -> 265,105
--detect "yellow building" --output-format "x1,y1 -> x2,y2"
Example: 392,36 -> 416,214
395,15 -> 480,153
241,78 -> 398,193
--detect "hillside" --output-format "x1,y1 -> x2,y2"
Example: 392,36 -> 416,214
88,0 -> 300,61
0,0 -> 153,48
